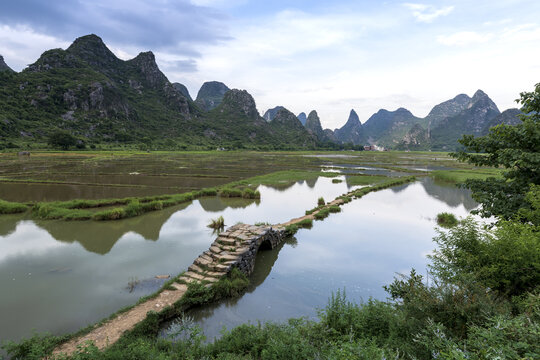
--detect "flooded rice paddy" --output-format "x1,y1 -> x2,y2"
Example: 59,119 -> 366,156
0,151 -> 477,346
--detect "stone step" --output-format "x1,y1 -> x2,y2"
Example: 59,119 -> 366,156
179,276 -> 199,284
172,283 -> 188,292
188,263 -> 205,274
207,263 -> 231,272
231,246 -> 250,255
217,254 -> 238,262
217,237 -> 236,246
209,245 -> 222,254
194,256 -> 212,267
205,271 -> 224,278
184,271 -> 206,281
235,233 -> 253,242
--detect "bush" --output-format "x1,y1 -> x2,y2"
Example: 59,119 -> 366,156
430,217 -> 540,298
317,197 -> 325,206
48,130 -> 77,150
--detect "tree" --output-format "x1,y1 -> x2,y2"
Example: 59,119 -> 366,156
451,83 -> 540,220
48,130 -> 77,150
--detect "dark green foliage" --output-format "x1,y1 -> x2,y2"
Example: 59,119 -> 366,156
48,131 -> 77,150
436,212 -> 458,228
331,178 -> 343,183
451,83 -> 540,220
429,217 -> 540,298
317,197 -> 325,206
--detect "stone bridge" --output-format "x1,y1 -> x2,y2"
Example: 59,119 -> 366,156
177,224 -> 287,285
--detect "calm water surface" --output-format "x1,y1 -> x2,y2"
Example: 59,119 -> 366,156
0,176 -> 476,346
164,178 -> 478,341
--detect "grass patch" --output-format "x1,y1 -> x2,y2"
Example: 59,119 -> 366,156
285,224 -> 299,236
431,168 -> 502,183
218,187 -> 243,198
317,197 -> 325,206
436,212 -> 458,228
328,205 -> 341,213
305,206 -> 321,215
297,218 -> 313,228
332,178 -> 343,183
0,199 -> 29,214
314,207 -> 330,220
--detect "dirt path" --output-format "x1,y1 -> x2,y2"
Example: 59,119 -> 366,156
52,284 -> 187,356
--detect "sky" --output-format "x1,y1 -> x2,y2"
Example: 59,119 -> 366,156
1,0 -> 539,129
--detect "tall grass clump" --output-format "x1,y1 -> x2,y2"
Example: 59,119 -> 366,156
297,218 -> 313,228
436,212 -> 458,228
242,188 -> 261,199
208,215 -> 225,230
219,188 -> 243,198
318,197 -> 325,206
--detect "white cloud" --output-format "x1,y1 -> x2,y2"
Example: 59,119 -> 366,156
404,3 -> 454,23
0,25 -> 69,71
437,31 -> 493,46
501,23 -> 540,42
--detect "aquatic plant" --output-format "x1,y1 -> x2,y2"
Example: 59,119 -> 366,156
436,212 -> 458,228
208,216 -> 225,230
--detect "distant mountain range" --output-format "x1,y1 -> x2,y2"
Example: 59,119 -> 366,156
0,34 -> 522,151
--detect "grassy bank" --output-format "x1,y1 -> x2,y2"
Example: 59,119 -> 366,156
0,169 -> 340,221
430,168 -> 502,183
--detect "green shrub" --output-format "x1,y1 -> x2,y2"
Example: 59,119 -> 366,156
317,197 -> 325,206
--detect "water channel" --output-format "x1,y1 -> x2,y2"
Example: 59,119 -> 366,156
0,175 -> 477,346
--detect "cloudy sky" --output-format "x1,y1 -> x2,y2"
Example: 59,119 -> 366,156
1,0 -> 539,129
